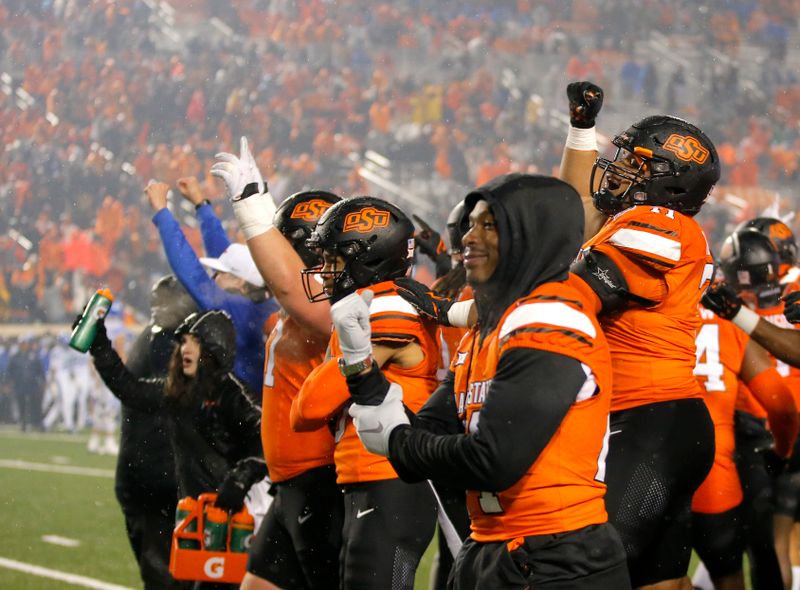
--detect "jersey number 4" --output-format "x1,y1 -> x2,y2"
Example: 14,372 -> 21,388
694,324 -> 725,391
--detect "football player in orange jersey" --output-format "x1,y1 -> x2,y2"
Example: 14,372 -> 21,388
703,229 -> 800,590
559,82 -> 719,589
212,139 -> 345,590
692,297 -> 798,590
290,196 -> 439,590
337,174 -> 631,589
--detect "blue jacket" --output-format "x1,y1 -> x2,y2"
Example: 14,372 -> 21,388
152,205 -> 277,396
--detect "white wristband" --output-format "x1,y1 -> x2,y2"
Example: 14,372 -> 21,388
447,300 -> 474,328
732,306 -> 760,335
232,192 -> 276,240
565,125 -> 598,152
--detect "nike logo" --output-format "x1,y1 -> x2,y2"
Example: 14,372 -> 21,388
609,430 -> 622,436
355,508 -> 375,519
297,513 -> 313,525
359,422 -> 384,434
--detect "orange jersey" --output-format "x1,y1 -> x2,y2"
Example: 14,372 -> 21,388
735,302 -> 797,419
583,205 -> 714,412
292,280 -> 440,485
691,306 -> 748,513
261,314 -> 334,483
454,276 -> 612,541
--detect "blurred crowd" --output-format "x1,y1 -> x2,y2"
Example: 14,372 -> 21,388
1,0 -> 800,322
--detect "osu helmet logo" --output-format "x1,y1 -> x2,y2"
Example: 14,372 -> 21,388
769,223 -> 793,241
290,199 -> 334,222
342,207 -> 391,233
663,134 -> 710,164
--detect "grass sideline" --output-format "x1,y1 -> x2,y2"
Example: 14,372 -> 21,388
0,428 -> 436,589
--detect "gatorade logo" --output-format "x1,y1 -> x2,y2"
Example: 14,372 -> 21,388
342,207 -> 390,233
290,199 -> 334,222
203,557 -> 225,579
663,134 -> 710,164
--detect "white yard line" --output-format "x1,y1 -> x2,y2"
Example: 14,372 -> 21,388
0,556 -> 134,590
0,459 -> 114,478
42,534 -> 82,547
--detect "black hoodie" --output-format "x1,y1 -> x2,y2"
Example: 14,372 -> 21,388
385,174 -> 599,493
463,173 -> 585,336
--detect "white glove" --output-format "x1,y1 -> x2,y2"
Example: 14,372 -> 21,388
348,383 -> 410,456
210,136 -> 265,199
211,137 -> 276,240
331,290 -> 374,365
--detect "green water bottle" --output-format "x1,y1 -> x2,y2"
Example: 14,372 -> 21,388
175,496 -> 200,549
229,508 -> 255,553
69,288 -> 113,353
203,505 -> 229,551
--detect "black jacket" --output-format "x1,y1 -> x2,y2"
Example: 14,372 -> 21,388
92,336 -> 265,498
115,326 -> 179,508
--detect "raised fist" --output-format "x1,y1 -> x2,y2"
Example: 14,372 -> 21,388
566,81 -> 604,129
176,176 -> 204,206
144,181 -> 170,212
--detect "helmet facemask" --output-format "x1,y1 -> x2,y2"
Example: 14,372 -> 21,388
591,146 -> 675,216
301,241 -> 362,303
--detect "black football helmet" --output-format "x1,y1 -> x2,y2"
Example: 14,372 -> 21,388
735,217 -> 797,277
302,196 -> 415,302
719,229 -> 782,308
273,190 -> 341,268
591,115 -> 720,217
446,199 -> 467,255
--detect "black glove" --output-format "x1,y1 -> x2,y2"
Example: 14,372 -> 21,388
214,477 -> 248,513
71,312 -> 110,354
566,81 -> 604,129
412,215 -> 451,278
395,277 -> 454,326
701,283 -> 743,320
762,448 -> 789,478
783,291 -> 800,324
215,457 -> 267,512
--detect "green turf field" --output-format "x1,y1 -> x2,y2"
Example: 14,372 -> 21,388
0,427 -> 436,589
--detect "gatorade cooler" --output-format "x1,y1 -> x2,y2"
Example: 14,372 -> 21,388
169,493 -> 249,584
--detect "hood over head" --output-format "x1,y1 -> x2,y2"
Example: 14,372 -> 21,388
463,173 -> 584,334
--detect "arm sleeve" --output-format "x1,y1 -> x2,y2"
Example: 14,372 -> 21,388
152,208 -> 236,311
223,379 -> 265,462
290,358 -> 350,431
388,348 -> 585,490
411,371 -> 461,436
90,336 -> 165,414
196,203 -> 231,258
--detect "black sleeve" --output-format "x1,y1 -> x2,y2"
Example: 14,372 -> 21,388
388,348 -> 587,491
222,378 -> 264,463
90,334 -> 166,414
412,371 -> 461,436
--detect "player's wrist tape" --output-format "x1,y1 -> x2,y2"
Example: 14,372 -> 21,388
447,300 -> 473,328
566,125 -> 598,152
732,306 -> 760,335
231,191 -> 275,240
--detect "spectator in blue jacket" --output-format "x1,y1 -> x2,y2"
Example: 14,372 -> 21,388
144,179 -> 278,397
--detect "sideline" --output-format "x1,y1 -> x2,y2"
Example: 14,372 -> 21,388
0,556 -> 134,590
0,459 -> 114,478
